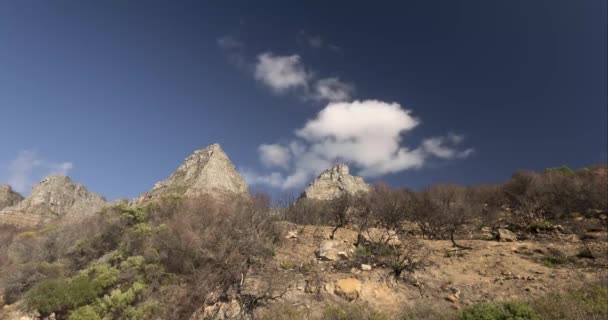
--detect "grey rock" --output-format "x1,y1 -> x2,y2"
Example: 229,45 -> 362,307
133,144 -> 249,204
0,184 -> 23,210
301,163 -> 369,201
0,176 -> 106,227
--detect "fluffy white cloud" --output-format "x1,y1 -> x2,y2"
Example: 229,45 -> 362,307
246,100 -> 474,190
5,150 -> 73,193
295,100 -> 422,176
254,53 -> 310,93
313,78 -> 354,102
258,143 -> 291,169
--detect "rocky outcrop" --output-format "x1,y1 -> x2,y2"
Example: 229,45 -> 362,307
0,185 -> 23,210
133,144 -> 249,204
301,163 -> 369,201
0,176 -> 106,227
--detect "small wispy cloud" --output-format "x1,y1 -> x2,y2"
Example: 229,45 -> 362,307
217,35 -> 244,50
298,30 -> 341,52
253,52 -> 354,102
254,53 -> 311,93
4,150 -> 73,193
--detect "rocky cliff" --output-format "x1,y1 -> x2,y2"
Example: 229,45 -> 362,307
301,163 -> 370,201
0,185 -> 23,211
0,176 -> 106,227
133,144 -> 249,204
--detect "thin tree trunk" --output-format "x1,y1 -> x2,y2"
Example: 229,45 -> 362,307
450,228 -> 472,250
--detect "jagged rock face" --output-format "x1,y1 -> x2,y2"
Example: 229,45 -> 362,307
0,176 -> 106,227
0,184 -> 23,210
301,163 -> 370,201
133,144 -> 249,204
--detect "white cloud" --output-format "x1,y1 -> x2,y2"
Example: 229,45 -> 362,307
307,35 -> 323,48
295,100 -> 422,175
240,168 -> 285,188
5,150 -> 73,193
421,137 -> 475,159
246,100 -> 474,190
254,53 -> 310,93
313,78 -> 354,102
217,35 -> 244,50
258,143 -> 291,169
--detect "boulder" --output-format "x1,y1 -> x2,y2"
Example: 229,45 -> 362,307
361,264 -> 372,271
334,278 -> 362,301
317,240 -> 353,261
496,228 -> 517,242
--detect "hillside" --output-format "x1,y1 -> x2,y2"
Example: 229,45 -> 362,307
0,150 -> 606,320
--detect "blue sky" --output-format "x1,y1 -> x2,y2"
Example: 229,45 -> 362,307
0,1 -> 606,200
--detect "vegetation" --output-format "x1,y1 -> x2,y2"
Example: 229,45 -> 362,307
0,165 -> 606,319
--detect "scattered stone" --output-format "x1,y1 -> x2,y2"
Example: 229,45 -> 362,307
446,294 -> 459,303
361,264 -> 372,271
300,163 -> 369,201
334,278 -> 362,301
285,231 -> 298,239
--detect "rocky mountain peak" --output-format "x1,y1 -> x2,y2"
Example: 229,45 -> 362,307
301,163 -> 370,201
0,175 -> 106,227
0,184 -> 23,211
133,143 -> 249,204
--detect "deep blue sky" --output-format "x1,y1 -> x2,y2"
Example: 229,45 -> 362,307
0,1 -> 606,200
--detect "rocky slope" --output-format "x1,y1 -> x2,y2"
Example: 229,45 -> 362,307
0,176 -> 106,227
0,185 -> 23,211
301,163 -> 370,200
132,144 -> 249,204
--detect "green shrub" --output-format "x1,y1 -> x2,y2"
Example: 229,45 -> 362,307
82,264 -> 120,290
323,303 -> 388,320
1,262 -> 65,304
354,242 -> 395,258
120,205 -> 147,225
97,281 -> 146,317
459,301 -> 539,320
25,264 -> 118,316
25,276 -> 99,316
68,305 -> 101,320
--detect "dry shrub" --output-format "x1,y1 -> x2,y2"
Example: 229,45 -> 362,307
142,195 -> 280,319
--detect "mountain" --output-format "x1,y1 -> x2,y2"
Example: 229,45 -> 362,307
0,176 -> 106,227
301,163 -> 370,200
0,185 -> 23,211
132,143 -> 249,204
